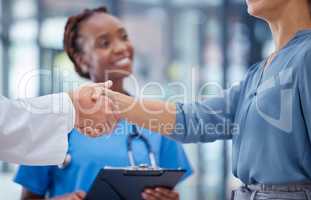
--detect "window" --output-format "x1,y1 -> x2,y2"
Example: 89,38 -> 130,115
121,5 -> 169,92
172,0 -> 222,6
126,0 -> 163,4
9,0 -> 38,98
0,0 -> 3,95
12,0 -> 36,19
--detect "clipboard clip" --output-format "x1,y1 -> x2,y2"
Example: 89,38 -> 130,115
104,164 -> 162,171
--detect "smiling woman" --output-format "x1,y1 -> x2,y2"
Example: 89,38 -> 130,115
13,5 -> 192,200
63,7 -> 134,84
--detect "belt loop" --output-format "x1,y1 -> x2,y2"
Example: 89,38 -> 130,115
250,191 -> 258,200
231,190 -> 235,200
304,189 -> 311,200
244,184 -> 251,192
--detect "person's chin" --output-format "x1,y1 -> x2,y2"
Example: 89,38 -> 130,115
247,0 -> 263,15
119,64 -> 132,75
247,6 -> 266,19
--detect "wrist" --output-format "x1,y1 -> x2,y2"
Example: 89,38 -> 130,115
111,92 -> 136,119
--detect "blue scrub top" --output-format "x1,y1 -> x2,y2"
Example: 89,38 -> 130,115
14,120 -> 192,197
171,30 -> 311,184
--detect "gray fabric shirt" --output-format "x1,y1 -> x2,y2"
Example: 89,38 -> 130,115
170,30 -> 311,184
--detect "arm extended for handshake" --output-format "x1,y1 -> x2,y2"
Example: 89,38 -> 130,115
0,81 -> 119,165
102,88 -> 177,136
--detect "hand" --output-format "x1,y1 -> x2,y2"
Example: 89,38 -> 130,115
50,191 -> 86,200
142,188 -> 180,200
68,81 -> 120,137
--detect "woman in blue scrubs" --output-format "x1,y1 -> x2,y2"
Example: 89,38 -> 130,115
14,7 -> 192,200
96,0 -> 311,199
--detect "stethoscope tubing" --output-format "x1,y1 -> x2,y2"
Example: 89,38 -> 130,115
127,125 -> 158,169
59,125 -> 158,169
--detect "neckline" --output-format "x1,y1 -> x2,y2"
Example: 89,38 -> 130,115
280,29 -> 311,51
294,29 -> 311,37
260,29 -> 311,72
255,29 -> 311,92
256,53 -> 277,91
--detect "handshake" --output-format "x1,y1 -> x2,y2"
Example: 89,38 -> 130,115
68,80 -> 122,137
68,80 -> 175,137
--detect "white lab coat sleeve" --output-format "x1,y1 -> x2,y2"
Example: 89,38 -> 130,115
0,93 -> 75,165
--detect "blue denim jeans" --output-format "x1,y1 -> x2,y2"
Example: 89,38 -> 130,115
231,183 -> 311,200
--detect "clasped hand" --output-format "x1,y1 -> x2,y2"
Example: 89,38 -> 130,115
68,81 -> 120,137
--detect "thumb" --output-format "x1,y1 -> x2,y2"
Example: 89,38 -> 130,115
91,80 -> 113,101
98,80 -> 113,88
75,191 -> 86,198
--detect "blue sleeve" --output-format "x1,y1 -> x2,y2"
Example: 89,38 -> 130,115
14,165 -> 52,196
169,82 -> 242,143
298,51 -> 311,143
159,136 -> 193,181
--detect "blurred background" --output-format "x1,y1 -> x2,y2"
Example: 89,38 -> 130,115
0,0 -> 274,199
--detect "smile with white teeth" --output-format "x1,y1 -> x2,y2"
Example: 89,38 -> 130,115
114,57 -> 131,67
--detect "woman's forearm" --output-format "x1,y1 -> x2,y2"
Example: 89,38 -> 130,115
110,91 -> 177,135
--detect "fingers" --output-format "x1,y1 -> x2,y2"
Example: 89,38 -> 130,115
58,192 -> 85,200
97,96 -> 120,133
142,191 -> 158,200
109,95 -> 121,120
142,188 -> 179,200
75,191 -> 86,199
154,188 -> 179,200
90,82 -> 114,101
101,87 -> 116,98
74,81 -> 120,137
96,80 -> 113,88
91,87 -> 103,102
91,81 -> 113,101
71,194 -> 83,200
71,80 -> 114,106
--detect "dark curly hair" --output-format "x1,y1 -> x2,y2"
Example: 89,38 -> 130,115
63,6 -> 108,79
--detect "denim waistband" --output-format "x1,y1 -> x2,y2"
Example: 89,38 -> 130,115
231,183 -> 311,200
246,182 -> 311,192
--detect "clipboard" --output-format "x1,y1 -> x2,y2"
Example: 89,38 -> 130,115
85,166 -> 186,200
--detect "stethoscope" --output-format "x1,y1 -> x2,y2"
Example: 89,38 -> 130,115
127,125 -> 157,169
58,125 -> 158,169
